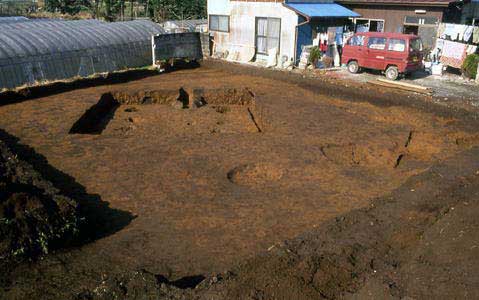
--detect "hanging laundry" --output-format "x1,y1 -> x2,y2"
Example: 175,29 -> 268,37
457,24 -> 467,41
320,33 -> 328,52
431,38 -> 445,63
443,23 -> 466,41
451,24 -> 465,41
435,38 -> 445,50
320,39 -> 328,52
442,40 -> 466,60
343,32 -> 354,46
442,23 -> 456,39
327,27 -> 336,45
356,25 -> 369,33
463,26 -> 474,42
473,26 -> 479,44
440,40 -> 467,69
466,45 -> 478,55
335,27 -> 344,46
377,22 -> 384,33
313,33 -> 321,46
437,23 -> 446,38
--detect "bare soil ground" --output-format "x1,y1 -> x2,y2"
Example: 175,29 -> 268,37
0,61 -> 478,299
306,67 -> 479,112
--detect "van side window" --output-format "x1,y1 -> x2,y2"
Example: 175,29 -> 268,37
388,39 -> 406,52
410,39 -> 423,52
368,37 -> 386,50
348,35 -> 365,46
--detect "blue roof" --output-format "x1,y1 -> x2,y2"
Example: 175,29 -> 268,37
285,3 -> 361,18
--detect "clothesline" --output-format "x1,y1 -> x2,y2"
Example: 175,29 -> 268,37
437,22 -> 479,45
434,22 -> 479,69
433,38 -> 478,69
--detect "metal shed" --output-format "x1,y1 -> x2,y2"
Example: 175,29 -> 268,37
0,19 -> 165,90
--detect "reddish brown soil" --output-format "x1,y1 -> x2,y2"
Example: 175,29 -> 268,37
0,61 -> 478,299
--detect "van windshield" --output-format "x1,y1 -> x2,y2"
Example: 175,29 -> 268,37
410,39 -> 423,52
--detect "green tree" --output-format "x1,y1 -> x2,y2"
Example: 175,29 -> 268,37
45,0 -> 206,21
45,0 -> 90,14
147,0 -> 206,21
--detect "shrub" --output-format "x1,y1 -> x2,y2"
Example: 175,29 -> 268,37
308,46 -> 322,66
462,54 -> 479,79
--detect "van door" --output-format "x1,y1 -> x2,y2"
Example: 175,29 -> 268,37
342,34 -> 366,66
364,36 -> 387,70
408,38 -> 423,64
386,38 -> 407,72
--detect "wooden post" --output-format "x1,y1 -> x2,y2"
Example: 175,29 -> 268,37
476,63 -> 479,83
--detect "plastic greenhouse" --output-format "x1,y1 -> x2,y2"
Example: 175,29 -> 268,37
0,19 -> 165,90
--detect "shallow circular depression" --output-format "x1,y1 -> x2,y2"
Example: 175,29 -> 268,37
227,163 -> 285,187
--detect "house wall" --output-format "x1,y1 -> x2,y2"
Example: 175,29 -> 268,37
345,4 -> 444,33
207,0 -> 298,62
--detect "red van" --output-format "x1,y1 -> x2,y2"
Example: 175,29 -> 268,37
342,32 -> 424,80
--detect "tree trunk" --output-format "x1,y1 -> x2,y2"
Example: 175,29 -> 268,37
130,0 -> 134,20
145,0 -> 148,19
94,0 -> 100,19
104,0 -> 112,21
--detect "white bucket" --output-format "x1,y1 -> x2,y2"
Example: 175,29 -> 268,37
431,64 -> 443,76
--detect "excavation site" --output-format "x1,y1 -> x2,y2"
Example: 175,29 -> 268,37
1,62 -> 479,299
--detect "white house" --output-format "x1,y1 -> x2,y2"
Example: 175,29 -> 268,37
207,0 -> 360,65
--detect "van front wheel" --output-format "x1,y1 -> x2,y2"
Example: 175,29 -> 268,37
347,61 -> 360,74
385,66 -> 399,81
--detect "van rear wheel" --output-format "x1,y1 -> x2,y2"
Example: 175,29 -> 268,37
385,66 -> 399,81
347,61 -> 359,74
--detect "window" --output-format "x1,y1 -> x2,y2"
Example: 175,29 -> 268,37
388,39 -> 406,52
354,18 -> 385,33
368,37 -> 386,50
209,15 -> 229,32
348,35 -> 365,46
404,16 -> 439,25
256,17 -> 281,55
409,38 -> 423,52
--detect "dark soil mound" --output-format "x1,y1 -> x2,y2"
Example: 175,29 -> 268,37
0,139 -> 79,266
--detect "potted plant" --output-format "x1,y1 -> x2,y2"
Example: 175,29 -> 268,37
308,46 -> 322,69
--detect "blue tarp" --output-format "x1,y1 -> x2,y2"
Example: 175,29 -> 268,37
286,3 -> 360,18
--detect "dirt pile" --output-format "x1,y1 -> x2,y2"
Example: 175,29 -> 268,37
0,138 -> 79,266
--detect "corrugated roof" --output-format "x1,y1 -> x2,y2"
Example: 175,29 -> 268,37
285,3 -> 361,18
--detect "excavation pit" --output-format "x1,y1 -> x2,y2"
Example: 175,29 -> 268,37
68,87 -> 262,135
